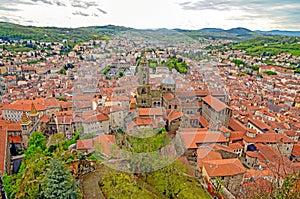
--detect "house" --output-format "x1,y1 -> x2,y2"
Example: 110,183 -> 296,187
177,128 -> 228,157
202,95 -> 232,130
202,158 -> 246,194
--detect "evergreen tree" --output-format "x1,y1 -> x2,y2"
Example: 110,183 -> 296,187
41,159 -> 81,199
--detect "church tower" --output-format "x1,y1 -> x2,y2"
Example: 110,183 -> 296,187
21,111 -> 32,149
30,103 -> 39,123
136,56 -> 152,108
138,56 -> 149,85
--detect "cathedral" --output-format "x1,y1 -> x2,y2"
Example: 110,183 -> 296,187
136,56 -> 176,108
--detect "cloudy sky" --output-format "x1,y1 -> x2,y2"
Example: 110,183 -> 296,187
0,0 -> 299,30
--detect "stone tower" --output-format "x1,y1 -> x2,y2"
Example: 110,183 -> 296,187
138,56 -> 149,85
30,103 -> 39,123
21,111 -> 32,149
136,56 -> 152,108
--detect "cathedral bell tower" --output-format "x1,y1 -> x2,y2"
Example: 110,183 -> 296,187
136,56 -> 152,108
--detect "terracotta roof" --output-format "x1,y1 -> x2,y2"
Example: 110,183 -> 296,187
292,143 -> 300,157
83,113 -> 109,123
9,136 -> 22,143
199,116 -> 210,128
7,123 -> 22,131
56,115 -> 74,124
229,142 -> 244,150
244,169 -> 274,179
244,133 -> 295,144
167,110 -> 183,121
163,93 -> 175,101
230,131 -> 245,141
40,115 -> 49,123
197,148 -> 222,168
248,118 -> 273,132
138,108 -> 163,116
0,129 -> 8,174
180,130 -> 228,149
210,143 -> 235,153
242,178 -> 272,194
203,158 -> 246,177
229,118 -> 247,132
136,117 -> 152,125
202,95 -> 228,112
76,134 -> 116,156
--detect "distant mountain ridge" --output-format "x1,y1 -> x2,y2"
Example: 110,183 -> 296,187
0,22 -> 300,42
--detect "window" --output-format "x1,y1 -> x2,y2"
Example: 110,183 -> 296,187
174,105 -> 177,109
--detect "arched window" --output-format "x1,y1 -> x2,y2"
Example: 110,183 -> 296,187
141,88 -> 147,94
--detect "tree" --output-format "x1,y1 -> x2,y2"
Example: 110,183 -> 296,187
28,132 -> 47,151
41,159 -> 82,199
60,68 -> 66,75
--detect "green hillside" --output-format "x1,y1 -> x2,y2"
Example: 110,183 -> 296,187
231,36 -> 300,56
0,22 -> 115,42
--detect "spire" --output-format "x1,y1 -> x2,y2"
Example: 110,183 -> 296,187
30,103 -> 38,117
21,111 -> 31,125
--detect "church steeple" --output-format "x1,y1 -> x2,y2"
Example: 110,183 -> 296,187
138,56 -> 149,85
21,111 -> 31,125
30,103 -> 39,122
30,103 -> 38,116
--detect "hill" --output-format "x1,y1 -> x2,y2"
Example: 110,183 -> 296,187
231,35 -> 300,56
0,22 -> 116,42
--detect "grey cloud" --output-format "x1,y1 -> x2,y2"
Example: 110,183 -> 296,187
0,7 -> 20,11
179,1 -> 192,6
71,0 -> 98,9
179,0 -> 300,29
180,0 -> 299,11
30,0 -> 66,6
0,16 -> 21,24
72,11 -> 89,17
97,8 -> 107,14
0,0 -> 35,13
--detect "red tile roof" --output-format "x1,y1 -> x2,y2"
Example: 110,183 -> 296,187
83,113 -> 109,123
167,110 -> 183,121
203,158 -> 246,177
197,148 -> 222,168
138,108 -> 163,116
76,134 -> 116,156
180,129 -> 228,149
244,133 -> 295,144
202,95 -> 228,112
163,93 -> 175,101
229,118 -> 247,132
292,143 -> 300,157
9,136 -> 22,143
0,129 -> 8,174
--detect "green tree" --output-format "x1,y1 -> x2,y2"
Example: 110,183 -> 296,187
60,68 -> 66,75
41,159 -> 81,199
28,132 -> 47,151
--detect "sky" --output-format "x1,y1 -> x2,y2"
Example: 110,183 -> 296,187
0,0 -> 300,30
